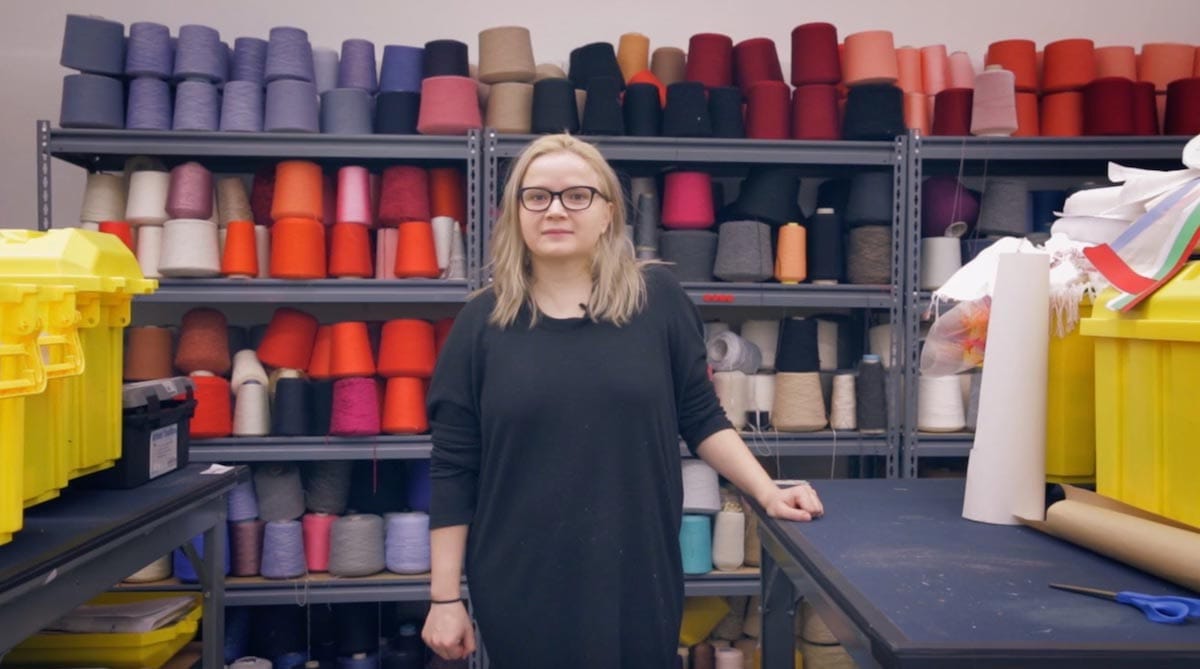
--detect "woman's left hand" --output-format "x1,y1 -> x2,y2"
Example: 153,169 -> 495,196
761,483 -> 824,522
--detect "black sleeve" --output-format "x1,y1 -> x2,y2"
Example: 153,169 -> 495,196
426,293 -> 491,529
649,267 -> 734,454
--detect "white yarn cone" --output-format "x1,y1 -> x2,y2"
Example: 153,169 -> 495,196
712,510 -> 746,570
125,170 -> 170,225
681,459 -> 721,514
233,381 -> 271,436
375,228 -> 398,279
231,349 -> 269,391
712,371 -> 748,430
254,225 -> 270,279
124,555 -> 171,583
918,374 -> 966,432
158,219 -> 220,277
446,222 -> 467,280
432,216 -> 455,272
829,373 -> 857,430
740,320 -> 779,370
135,224 -> 163,278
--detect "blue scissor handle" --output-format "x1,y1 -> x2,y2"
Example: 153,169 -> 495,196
1116,591 -> 1200,624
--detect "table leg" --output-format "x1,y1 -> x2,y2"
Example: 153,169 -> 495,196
761,544 -> 797,668
201,506 -> 225,669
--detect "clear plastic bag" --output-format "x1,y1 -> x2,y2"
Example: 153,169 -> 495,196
920,297 -> 991,376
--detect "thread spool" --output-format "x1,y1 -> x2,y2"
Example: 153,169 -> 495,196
270,218 -> 326,279
230,659 -> 272,669
265,26 -> 314,82
124,555 -> 172,583
486,82 -> 534,133
190,374 -> 232,439
230,519 -> 265,576
166,162 -> 213,220
260,520 -> 306,579
684,32 -> 733,88
712,371 -> 749,430
254,225 -> 270,278
790,23 -> 840,85
265,79 -> 320,132
375,228 -> 398,279
375,91 -> 421,134
1139,42 -> 1195,92
829,373 -> 857,430
256,307 -> 318,371
171,80 -> 219,131
846,226 -> 891,285
328,222 -> 373,278
1015,92 -> 1039,136
417,76 -> 482,135
856,355 -> 887,434
707,331 -> 762,374
301,512 -> 336,572
330,377 -> 381,436
663,81 -> 713,137
159,219 -> 220,278
842,30 -> 898,85
816,319 -> 839,372
894,46 -> 921,94
791,84 -> 839,140
221,220 -> 258,278
715,646 -> 744,669
770,222 -> 806,284
319,88 -> 373,134
231,37 -> 267,85
919,237 -> 962,290
60,74 -> 125,130
423,39 -> 469,78
224,480 -> 260,523
738,321 -> 778,371
382,377 -> 429,434
681,459 -> 721,513
124,170 -> 169,225
971,67 -> 1017,137
385,512 -> 431,574
805,208 -> 844,283
772,372 -> 827,432
712,220 -> 772,282
662,172 -> 715,229
125,78 -> 172,131
680,514 -> 713,575
331,38 -> 377,92
841,83 -> 905,140
394,221 -> 441,278
918,374 -> 966,432
904,91 -> 931,135
744,373 -> 775,431
378,166 -> 430,224
985,39 -> 1038,92
328,514 -> 386,577
650,47 -> 686,86
254,463 -> 305,521
530,77 -> 579,134
712,510 -> 746,571
96,220 -> 132,253
232,381 -> 270,436
271,161 -> 323,221
271,376 -> 311,436
580,76 -> 625,135
328,322 -> 375,378
405,459 -> 432,513
124,326 -> 173,381
776,317 -> 819,373
932,87 -> 973,135
977,179 -> 1030,236
1043,39 -> 1096,93
60,14 -> 125,74
380,45 -> 424,92
745,81 -> 790,139
1041,91 -> 1084,137
948,51 -> 976,89
706,86 -> 744,139
310,46 -> 339,95
922,177 -> 979,237
431,216 -> 455,275
1082,77 -> 1135,135
1164,78 -> 1200,135
476,26 -> 535,84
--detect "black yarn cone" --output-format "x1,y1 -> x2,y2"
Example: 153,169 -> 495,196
308,379 -> 334,436
623,83 -> 662,136
708,86 -> 746,138
660,230 -> 718,282
807,209 -> 845,283
271,378 -> 311,436
845,171 -> 895,225
569,42 -> 625,90
842,83 -> 904,140
776,317 -> 820,373
733,167 -> 802,225
663,81 -> 713,137
817,178 -> 850,214
581,76 -> 625,135
422,39 -> 469,77
375,91 -> 421,134
531,77 -> 579,134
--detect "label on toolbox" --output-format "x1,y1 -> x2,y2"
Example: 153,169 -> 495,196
148,423 -> 178,479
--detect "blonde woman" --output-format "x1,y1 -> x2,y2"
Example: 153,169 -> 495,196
422,134 -> 823,667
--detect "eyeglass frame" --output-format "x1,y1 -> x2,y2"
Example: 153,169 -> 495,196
517,186 -> 610,212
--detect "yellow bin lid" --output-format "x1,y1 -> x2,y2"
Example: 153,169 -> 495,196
1082,261 -> 1200,343
0,229 -> 156,295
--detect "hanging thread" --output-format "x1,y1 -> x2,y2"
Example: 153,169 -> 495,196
328,514 -> 386,577
386,512 -> 432,574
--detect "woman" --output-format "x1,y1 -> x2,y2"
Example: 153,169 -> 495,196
422,134 -> 823,667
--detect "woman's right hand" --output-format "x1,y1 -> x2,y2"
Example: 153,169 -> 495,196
423,601 -> 477,660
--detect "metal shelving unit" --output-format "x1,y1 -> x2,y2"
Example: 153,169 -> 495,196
902,131 -> 1193,477
137,278 -> 471,304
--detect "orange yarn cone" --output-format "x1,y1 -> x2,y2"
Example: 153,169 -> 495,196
98,221 -> 134,252
190,373 -> 232,439
377,319 -> 437,378
271,160 -> 324,222
1040,92 -> 1083,136
394,221 -> 441,278
257,307 -> 319,370
328,222 -> 373,278
307,325 -> 333,380
774,222 -> 808,284
382,376 -> 429,434
329,321 -> 376,378
221,220 -> 258,278
270,217 -> 326,279
429,168 -> 467,224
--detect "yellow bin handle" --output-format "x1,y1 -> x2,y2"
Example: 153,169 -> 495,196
37,330 -> 85,378
0,338 -> 47,398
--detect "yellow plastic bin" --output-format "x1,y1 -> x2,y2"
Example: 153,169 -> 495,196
2,592 -> 202,668
22,284 -> 85,506
0,229 -> 156,487
1081,261 -> 1200,528
1045,300 -> 1097,485
0,282 -> 46,546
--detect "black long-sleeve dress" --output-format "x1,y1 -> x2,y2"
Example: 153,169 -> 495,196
427,266 -> 732,669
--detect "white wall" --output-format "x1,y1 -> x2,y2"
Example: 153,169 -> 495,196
3,0 -> 1198,230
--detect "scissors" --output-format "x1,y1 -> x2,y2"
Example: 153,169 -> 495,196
1050,583 -> 1200,625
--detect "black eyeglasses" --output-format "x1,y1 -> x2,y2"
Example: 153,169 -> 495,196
518,186 -> 609,212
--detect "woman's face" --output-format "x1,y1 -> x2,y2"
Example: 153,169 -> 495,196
517,151 -> 613,268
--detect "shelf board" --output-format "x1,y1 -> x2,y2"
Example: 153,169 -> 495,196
137,279 -> 470,304
490,133 -> 898,166
917,136 -> 1189,166
685,282 -> 894,309
119,569 -> 761,604
190,432 -> 890,463
48,128 -> 473,170
912,433 -> 974,457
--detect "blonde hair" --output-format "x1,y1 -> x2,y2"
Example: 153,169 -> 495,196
486,134 -> 652,328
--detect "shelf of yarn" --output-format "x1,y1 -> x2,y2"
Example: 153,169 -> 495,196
908,432 -> 974,458
684,281 -> 892,308
137,278 -> 470,304
490,132 -> 898,167
117,569 -> 762,604
47,127 -> 475,172
916,135 -> 1191,175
